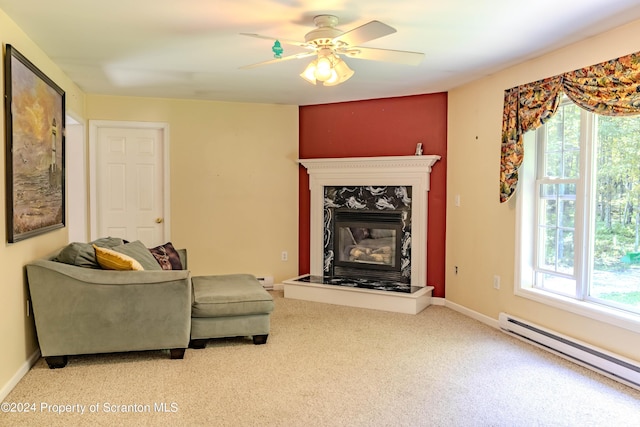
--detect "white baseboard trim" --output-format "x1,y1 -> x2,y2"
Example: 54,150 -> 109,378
431,297 -> 445,306
443,300 -> 499,329
1,349 -> 40,402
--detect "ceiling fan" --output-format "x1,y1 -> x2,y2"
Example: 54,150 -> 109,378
240,15 -> 425,86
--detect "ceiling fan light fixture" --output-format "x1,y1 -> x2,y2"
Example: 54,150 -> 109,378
300,59 -> 319,85
314,55 -> 334,81
243,15 -> 424,87
324,57 -> 354,86
300,53 -> 354,87
324,69 -> 339,85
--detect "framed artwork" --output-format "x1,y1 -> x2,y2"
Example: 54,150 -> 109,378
4,44 -> 65,243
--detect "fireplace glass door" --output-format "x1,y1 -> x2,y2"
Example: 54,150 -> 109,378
333,210 -> 404,281
337,226 -> 398,269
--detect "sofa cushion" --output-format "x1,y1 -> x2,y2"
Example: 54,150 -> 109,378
191,274 -> 274,318
112,240 -> 162,271
54,237 -> 125,268
149,242 -> 183,270
94,245 -> 144,271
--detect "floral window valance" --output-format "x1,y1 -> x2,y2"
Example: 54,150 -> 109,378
500,51 -> 640,203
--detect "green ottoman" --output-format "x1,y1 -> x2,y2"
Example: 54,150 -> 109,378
190,274 -> 274,348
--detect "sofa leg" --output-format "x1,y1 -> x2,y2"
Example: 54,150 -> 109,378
45,356 -> 68,369
169,348 -> 186,359
253,334 -> 268,345
188,339 -> 208,349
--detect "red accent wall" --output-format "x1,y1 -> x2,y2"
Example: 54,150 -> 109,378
299,93 -> 447,297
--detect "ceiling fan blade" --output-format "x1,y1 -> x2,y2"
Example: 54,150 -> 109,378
239,51 -> 316,69
341,46 -> 425,66
240,33 -> 313,49
333,21 -> 396,46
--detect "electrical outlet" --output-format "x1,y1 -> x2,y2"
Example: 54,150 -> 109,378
493,275 -> 501,290
454,265 -> 459,275
281,251 -> 288,261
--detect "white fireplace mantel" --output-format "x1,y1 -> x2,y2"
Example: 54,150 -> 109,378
299,155 -> 440,187
300,155 -> 440,287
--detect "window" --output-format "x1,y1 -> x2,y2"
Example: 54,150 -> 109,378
517,97 -> 640,330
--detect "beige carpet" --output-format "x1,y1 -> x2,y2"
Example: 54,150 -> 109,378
2,290 -> 639,426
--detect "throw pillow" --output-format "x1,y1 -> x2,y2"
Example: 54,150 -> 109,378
54,237 -> 126,268
111,240 -> 162,271
92,237 -> 127,248
148,242 -> 183,270
94,245 -> 144,271
55,242 -> 100,268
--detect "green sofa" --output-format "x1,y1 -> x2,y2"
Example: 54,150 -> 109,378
26,246 -> 191,369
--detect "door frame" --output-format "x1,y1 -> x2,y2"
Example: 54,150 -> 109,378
66,111 -> 88,242
88,120 -> 171,242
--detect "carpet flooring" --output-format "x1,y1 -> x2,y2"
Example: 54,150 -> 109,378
2,290 -> 639,426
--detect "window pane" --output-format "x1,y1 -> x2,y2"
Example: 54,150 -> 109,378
546,110 -> 564,152
589,114 -> 640,313
545,152 -> 562,177
543,102 -> 581,179
558,229 -> 574,273
558,183 -> 576,228
539,226 -> 557,270
563,150 -> 580,178
559,183 -> 576,195
540,197 -> 557,227
537,181 -> 576,276
558,200 -> 575,228
590,270 -> 640,313
535,272 -> 576,296
541,183 -> 556,198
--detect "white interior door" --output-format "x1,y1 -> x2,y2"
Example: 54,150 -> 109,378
90,121 -> 170,247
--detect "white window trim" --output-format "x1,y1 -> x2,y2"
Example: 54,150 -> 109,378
515,132 -> 640,334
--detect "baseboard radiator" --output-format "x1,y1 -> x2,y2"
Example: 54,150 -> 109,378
256,276 -> 274,290
498,313 -> 640,390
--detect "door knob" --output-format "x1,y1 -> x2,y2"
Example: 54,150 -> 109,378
155,217 -> 164,224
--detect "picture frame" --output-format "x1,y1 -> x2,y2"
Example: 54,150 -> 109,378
4,44 -> 65,243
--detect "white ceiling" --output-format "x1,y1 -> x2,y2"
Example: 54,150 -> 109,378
2,1 -> 640,106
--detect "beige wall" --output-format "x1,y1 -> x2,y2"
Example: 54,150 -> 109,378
0,9 -> 85,396
446,19 -> 640,361
85,95 -> 299,281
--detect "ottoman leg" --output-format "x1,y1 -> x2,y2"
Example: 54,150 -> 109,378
253,334 -> 268,345
189,339 -> 208,349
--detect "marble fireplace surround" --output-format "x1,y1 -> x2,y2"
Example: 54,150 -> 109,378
284,155 -> 440,314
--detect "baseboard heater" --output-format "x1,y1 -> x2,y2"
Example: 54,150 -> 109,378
256,276 -> 274,290
498,313 -> 640,391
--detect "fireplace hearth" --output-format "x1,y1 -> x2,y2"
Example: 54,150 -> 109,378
297,275 -> 423,293
284,155 -> 440,314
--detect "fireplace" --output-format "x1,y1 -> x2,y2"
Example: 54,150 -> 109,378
284,155 -> 440,314
324,186 -> 412,284
333,210 -> 404,281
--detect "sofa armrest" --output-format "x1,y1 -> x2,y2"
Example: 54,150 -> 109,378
26,259 -> 192,357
